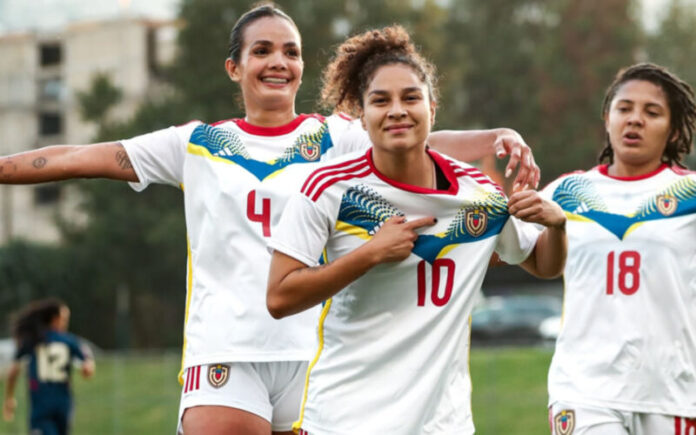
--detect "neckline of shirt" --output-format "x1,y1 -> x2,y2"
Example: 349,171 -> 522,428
597,163 -> 669,181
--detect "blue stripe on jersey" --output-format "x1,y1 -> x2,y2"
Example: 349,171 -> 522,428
553,175 -> 696,239
336,184 -> 509,264
188,122 -> 335,181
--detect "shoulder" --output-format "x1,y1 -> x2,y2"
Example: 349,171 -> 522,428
301,149 -> 371,201
440,153 -> 505,195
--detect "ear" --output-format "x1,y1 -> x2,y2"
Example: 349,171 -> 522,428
603,112 -> 610,134
669,128 -> 680,144
360,112 -> 366,130
225,58 -> 241,83
430,100 -> 437,127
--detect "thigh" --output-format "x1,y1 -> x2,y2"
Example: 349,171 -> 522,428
638,413 -> 696,435
256,361 -> 308,434
550,402 -> 629,435
178,362 -> 273,435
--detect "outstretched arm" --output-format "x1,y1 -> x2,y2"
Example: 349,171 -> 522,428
2,362 -> 20,422
267,216 -> 436,318
508,190 -> 567,278
0,142 -> 138,184
427,128 -> 540,189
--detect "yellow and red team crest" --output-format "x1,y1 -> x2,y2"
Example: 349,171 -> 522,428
465,208 -> 488,237
208,364 -> 230,388
656,194 -> 677,216
299,142 -> 320,161
554,410 -> 575,435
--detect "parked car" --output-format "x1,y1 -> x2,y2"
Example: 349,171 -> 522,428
471,294 -> 562,346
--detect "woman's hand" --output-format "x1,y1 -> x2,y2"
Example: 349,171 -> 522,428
365,216 -> 437,264
508,189 -> 565,229
493,129 -> 540,191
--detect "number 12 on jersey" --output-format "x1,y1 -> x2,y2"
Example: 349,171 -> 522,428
606,250 -> 641,295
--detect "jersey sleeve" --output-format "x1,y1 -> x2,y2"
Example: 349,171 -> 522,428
268,192 -> 332,267
120,121 -> 200,191
494,216 -> 541,265
327,114 -> 371,155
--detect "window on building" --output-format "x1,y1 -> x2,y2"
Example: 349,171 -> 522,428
39,112 -> 62,136
39,77 -> 63,101
34,185 -> 61,205
40,43 -> 62,67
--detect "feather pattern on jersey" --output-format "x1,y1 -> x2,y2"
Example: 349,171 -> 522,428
553,175 -> 608,214
187,121 -> 336,181
337,185 -> 404,235
634,177 -> 696,218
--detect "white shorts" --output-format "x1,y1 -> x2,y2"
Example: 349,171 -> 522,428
177,361 -> 307,433
549,401 -> 695,435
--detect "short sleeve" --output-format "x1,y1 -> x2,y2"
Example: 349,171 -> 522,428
494,217 -> 541,265
120,121 -> 200,191
327,115 -> 371,156
268,192 -> 332,267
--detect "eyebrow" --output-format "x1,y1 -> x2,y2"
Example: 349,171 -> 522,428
250,40 -> 299,49
367,87 -> 423,96
616,99 -> 665,109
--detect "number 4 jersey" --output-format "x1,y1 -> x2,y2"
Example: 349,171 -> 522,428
543,164 -> 696,417
121,114 -> 369,372
269,149 -> 540,434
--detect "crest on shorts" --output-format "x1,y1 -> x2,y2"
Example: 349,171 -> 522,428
207,364 -> 230,388
656,194 -> 677,216
299,142 -> 320,161
554,410 -> 575,435
465,208 -> 488,237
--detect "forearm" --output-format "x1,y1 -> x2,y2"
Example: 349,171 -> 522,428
267,245 -> 380,318
521,225 -> 567,278
427,129 -> 501,162
4,366 -> 19,400
0,142 -> 137,184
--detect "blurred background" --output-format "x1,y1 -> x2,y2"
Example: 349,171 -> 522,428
0,0 -> 693,433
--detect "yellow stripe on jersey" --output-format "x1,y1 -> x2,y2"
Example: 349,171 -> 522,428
623,221 -> 646,238
335,220 -> 372,240
292,298 -> 333,433
565,211 -> 594,223
187,142 -> 237,165
178,230 -> 195,385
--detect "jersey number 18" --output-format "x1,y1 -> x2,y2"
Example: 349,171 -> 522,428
606,250 -> 641,295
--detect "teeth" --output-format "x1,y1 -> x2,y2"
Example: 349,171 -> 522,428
262,77 -> 288,84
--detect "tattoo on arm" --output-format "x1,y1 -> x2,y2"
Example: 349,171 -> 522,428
0,159 -> 18,181
32,157 -> 47,169
115,150 -> 133,170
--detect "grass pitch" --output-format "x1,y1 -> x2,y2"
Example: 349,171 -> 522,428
0,347 -> 553,434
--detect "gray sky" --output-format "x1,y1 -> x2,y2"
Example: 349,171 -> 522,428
0,0 -> 180,34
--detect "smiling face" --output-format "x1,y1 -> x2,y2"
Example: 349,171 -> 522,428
361,63 -> 435,154
225,16 -> 303,115
605,79 -> 673,175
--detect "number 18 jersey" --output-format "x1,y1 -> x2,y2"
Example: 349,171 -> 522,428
543,164 -> 696,417
269,149 -> 539,434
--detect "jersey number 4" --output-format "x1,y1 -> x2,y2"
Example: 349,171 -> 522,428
606,250 -> 641,295
417,259 -> 455,307
247,190 -> 271,237
36,342 -> 70,382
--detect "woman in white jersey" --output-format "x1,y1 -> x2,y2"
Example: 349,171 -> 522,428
542,63 -> 696,435
266,25 -> 567,434
0,4 -> 541,434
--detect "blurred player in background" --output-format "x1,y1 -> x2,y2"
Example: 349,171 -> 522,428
542,63 -> 696,434
266,25 -> 567,434
0,3 -> 540,433
2,298 -> 95,435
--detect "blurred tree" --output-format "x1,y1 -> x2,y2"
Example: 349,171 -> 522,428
75,73 -> 123,123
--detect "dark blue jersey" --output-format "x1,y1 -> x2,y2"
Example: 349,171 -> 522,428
15,330 -> 86,433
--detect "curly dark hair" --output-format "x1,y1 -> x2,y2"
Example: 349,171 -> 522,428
599,63 -> 696,168
228,2 -> 297,63
320,25 -> 438,117
11,298 -> 66,349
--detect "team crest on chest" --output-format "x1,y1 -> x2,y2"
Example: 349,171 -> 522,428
656,194 -> 677,216
207,364 -> 230,388
299,142 -> 320,161
554,410 -> 575,435
465,208 -> 488,237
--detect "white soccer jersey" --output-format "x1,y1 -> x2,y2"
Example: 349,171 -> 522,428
269,149 -> 540,434
543,164 -> 696,417
120,114 -> 370,373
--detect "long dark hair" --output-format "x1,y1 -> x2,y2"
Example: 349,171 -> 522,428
228,2 -> 298,63
11,298 -> 65,349
599,63 -> 696,168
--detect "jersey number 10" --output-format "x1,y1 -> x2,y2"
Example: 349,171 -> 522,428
606,251 -> 641,295
417,259 -> 455,306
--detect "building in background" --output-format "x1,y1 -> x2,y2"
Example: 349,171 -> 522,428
0,16 -> 178,243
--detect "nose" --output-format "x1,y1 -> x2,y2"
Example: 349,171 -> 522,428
268,50 -> 287,70
627,109 -> 644,126
388,100 -> 406,119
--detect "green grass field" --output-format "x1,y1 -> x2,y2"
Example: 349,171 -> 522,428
0,347 -> 553,434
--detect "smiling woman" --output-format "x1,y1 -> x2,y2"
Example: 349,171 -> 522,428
266,25 -> 566,434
